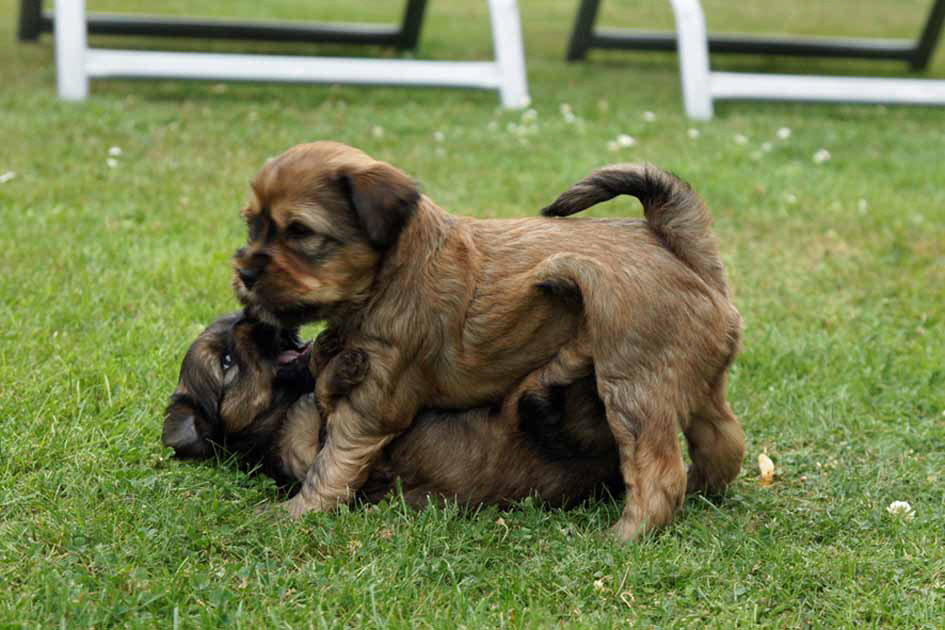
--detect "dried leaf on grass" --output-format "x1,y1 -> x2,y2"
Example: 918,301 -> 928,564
758,452 -> 775,486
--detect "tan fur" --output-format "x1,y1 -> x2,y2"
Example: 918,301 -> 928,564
233,142 -> 744,540
278,394 -> 322,482
165,312 -> 620,507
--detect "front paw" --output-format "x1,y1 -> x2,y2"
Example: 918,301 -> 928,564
310,328 -> 345,372
278,493 -> 319,520
332,348 -> 370,393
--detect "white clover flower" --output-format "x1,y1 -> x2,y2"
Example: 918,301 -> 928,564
563,111 -> 577,124
106,158 -> 118,168
108,146 -> 122,157
687,128 -> 700,140
761,142 -> 773,153
813,149 -> 831,164
0,171 -> 15,183
734,133 -> 749,145
777,127 -> 792,140
886,501 -> 915,520
642,111 -> 656,122
371,125 -> 385,139
616,134 -> 636,148
857,199 -> 869,214
784,192 -> 798,204
521,108 -> 538,123
433,130 -> 445,143
559,103 -> 572,115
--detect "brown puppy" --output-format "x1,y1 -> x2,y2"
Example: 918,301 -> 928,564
233,142 -> 743,540
161,311 -> 316,479
162,312 -> 621,507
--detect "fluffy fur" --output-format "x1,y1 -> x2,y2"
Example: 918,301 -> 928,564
162,312 -> 621,507
232,142 -> 743,540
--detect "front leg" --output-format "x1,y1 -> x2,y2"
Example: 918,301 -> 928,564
282,344 -> 423,518
309,327 -> 346,375
276,347 -> 372,484
277,394 -> 323,483
315,348 -> 370,417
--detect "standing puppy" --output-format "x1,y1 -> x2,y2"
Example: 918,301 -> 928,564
233,142 -> 742,540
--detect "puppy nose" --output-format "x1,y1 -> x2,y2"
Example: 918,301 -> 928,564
238,267 -> 258,289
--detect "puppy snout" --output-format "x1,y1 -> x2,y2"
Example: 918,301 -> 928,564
236,252 -> 271,289
238,267 -> 259,289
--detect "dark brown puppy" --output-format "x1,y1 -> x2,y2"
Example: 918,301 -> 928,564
163,312 -> 621,508
233,142 -> 743,540
161,311 -> 315,480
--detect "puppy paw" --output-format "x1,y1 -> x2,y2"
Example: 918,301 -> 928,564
310,328 -> 345,372
686,465 -> 708,496
279,493 -> 319,520
610,516 -> 646,543
686,464 -> 733,497
331,348 -> 370,393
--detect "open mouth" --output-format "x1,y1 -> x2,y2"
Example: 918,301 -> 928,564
276,341 -> 312,367
273,327 -> 315,391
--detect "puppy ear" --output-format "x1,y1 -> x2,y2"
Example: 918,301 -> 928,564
162,401 -> 212,458
342,163 -> 419,249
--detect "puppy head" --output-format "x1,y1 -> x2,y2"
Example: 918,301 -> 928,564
233,142 -> 420,328
162,310 -> 315,478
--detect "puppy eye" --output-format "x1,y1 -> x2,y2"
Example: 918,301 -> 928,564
221,353 -> 234,371
286,222 -> 315,240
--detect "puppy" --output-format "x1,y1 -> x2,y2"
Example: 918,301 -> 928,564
161,310 -> 315,480
233,142 -> 743,540
162,312 -> 621,507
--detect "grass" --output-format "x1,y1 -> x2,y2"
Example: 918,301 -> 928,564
1,0 -> 944,626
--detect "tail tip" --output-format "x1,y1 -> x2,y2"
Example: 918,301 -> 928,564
541,202 -> 563,217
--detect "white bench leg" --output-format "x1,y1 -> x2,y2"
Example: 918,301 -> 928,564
55,0 -> 89,100
669,0 -> 713,120
488,0 -> 530,108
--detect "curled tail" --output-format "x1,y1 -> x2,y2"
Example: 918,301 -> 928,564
542,163 -> 728,296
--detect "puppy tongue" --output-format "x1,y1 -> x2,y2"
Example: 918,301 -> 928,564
277,350 -> 300,365
277,342 -> 312,366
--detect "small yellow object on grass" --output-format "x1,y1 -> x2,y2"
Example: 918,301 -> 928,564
758,452 -> 775,486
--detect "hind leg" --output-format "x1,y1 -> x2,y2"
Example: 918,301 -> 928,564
597,381 -> 687,542
684,378 -> 744,495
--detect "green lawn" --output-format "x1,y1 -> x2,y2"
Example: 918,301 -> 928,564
2,1 -> 944,626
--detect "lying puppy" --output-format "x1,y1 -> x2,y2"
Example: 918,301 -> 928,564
233,142 -> 743,540
162,311 -> 621,508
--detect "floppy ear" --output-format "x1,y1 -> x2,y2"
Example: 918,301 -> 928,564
342,162 -> 419,249
162,401 -> 212,458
